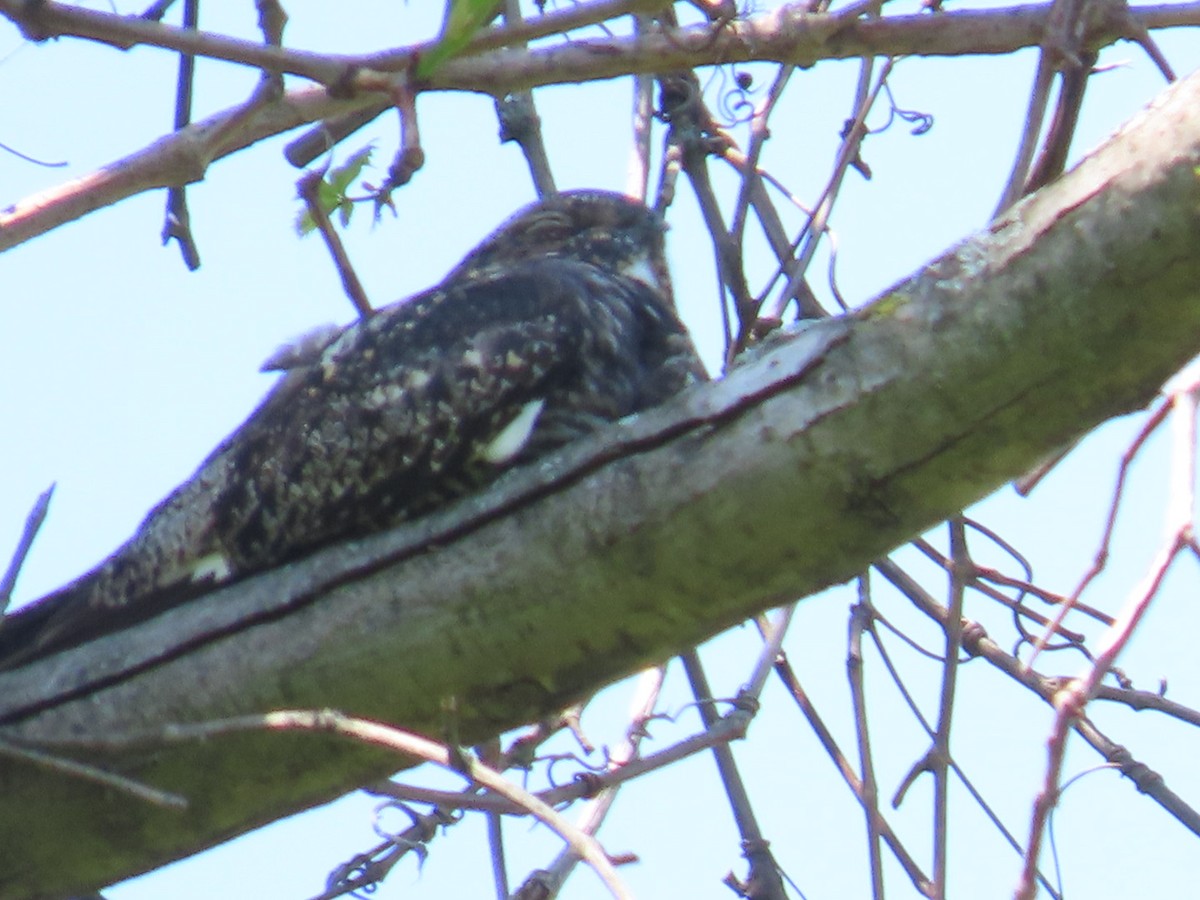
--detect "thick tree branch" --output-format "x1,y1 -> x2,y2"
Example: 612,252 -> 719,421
5,0 -> 1198,85
3,3 -> 1199,253
3,68 -> 1200,898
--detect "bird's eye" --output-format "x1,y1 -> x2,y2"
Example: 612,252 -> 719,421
523,211 -> 574,246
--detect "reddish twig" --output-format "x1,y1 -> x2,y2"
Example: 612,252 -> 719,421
1019,362 -> 1200,898
297,169 -> 373,319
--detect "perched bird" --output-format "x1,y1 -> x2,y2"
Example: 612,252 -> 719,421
0,191 -> 705,666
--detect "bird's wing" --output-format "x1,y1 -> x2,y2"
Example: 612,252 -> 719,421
0,264 -> 600,664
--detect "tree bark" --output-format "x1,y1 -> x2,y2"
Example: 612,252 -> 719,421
4,69 -> 1200,900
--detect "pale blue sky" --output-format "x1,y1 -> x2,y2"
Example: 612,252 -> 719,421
3,3 -> 1200,898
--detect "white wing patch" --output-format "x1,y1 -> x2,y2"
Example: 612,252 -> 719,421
190,552 -> 234,584
481,399 -> 546,464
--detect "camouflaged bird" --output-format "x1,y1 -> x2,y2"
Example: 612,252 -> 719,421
0,191 -> 705,665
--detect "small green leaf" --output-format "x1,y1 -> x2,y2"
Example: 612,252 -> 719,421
294,145 -> 375,237
417,0 -> 501,78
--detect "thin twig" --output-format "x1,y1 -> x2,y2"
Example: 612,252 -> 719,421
314,804 -> 455,900
161,0 -> 201,270
297,169 -> 373,318
658,67 -> 754,365
847,585 -> 886,900
746,605 -> 795,700
287,0 -> 670,168
6,3 -> 1200,252
994,0 -> 1096,215
98,710 -> 635,898
625,22 -> 655,202
495,0 -> 557,198
0,736 -> 187,809
517,666 -> 666,897
879,553 -> 1200,835
0,484 -> 54,617
729,64 -> 792,259
931,519 -> 969,898
682,650 -> 788,900
1018,366 -> 1200,899
763,57 -> 889,326
864,575 -> 1062,898
7,0 -> 1200,94
368,707 -> 754,815
486,811 -> 507,899
770,627 -> 934,895
1024,399 -> 1172,670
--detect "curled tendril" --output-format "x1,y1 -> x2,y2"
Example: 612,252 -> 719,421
0,139 -> 67,168
534,695 -> 747,789
958,517 -> 1082,659
868,79 -> 934,136
706,64 -> 760,126
326,847 -> 386,897
953,517 -> 1080,659
541,749 -> 611,790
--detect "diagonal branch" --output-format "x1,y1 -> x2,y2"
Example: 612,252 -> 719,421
4,69 -> 1200,898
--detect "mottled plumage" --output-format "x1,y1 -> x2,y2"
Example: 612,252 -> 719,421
0,191 -> 704,665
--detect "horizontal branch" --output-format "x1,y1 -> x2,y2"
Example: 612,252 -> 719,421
4,69 -> 1200,898
6,0 -> 1198,88
435,2 -> 1200,91
0,86 -> 383,252
2,2 -> 1197,251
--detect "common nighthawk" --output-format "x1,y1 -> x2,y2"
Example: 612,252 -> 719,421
0,191 -> 705,666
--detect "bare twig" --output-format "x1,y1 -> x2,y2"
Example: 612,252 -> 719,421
931,519 -> 969,898
515,667 -> 665,898
6,1 -> 1200,94
475,736 -> 510,900
493,0 -> 557,199
5,3 -> 1199,252
625,18 -> 656,202
141,0 -> 179,21
0,736 -> 186,809
79,710 -> 634,898
286,0 -> 670,169
747,605 -> 796,700
255,0 -> 288,50
770,621 -> 934,896
315,804 -> 456,899
729,65 -> 792,263
1024,399 -> 1172,669
297,169 -> 373,318
682,650 -> 788,900
657,67 -> 754,364
879,553 -> 1200,834
866,564 -> 1063,898
0,484 -> 54,617
764,57 -> 891,325
1017,363 -> 1200,900
367,706 -> 755,816
0,84 -> 387,252
847,588 -> 887,899
993,0 -> 1079,215
161,0 -> 201,271
384,83 -> 426,195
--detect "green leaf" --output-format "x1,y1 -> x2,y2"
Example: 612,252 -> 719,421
294,145 -> 375,236
416,0 -> 501,78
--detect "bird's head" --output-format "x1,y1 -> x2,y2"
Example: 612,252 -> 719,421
448,190 -> 674,304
